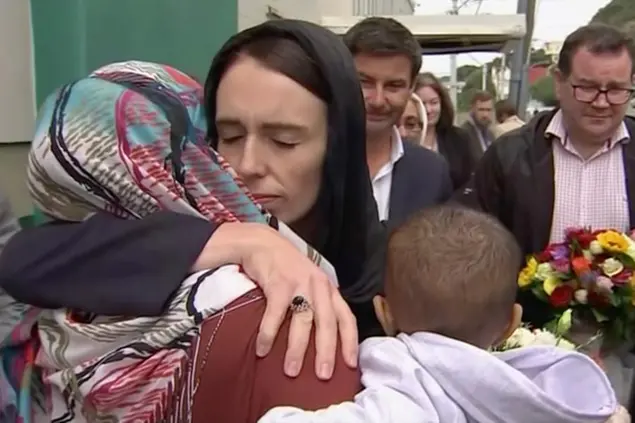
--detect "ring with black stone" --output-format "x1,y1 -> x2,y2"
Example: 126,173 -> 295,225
290,295 -> 311,313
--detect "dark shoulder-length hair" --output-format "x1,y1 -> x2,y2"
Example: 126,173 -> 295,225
203,20 -> 383,299
415,72 -> 456,133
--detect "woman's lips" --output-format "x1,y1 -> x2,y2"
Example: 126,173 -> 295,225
252,194 -> 280,204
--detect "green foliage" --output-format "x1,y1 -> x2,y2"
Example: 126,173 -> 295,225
453,48 -> 555,112
530,75 -> 558,106
456,65 -> 479,82
591,0 -> 635,28
457,66 -> 497,112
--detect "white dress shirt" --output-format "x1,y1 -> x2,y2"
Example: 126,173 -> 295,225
371,128 -> 405,221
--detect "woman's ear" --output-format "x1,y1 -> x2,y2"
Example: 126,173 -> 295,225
372,295 -> 396,336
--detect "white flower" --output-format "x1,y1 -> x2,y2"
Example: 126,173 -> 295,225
589,241 -> 604,255
505,327 -> 534,348
535,262 -> 554,281
574,289 -> 588,304
532,329 -> 559,346
601,258 -> 624,277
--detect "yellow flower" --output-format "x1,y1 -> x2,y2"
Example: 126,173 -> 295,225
630,274 -> 635,306
543,276 -> 560,295
597,230 -> 629,253
518,257 -> 538,288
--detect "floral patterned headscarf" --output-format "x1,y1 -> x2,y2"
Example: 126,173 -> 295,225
1,61 -> 336,423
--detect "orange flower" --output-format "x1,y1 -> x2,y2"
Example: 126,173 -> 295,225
571,256 -> 591,276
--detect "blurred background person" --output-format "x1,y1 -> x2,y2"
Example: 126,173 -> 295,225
493,99 -> 525,139
461,90 -> 495,160
415,72 -> 476,191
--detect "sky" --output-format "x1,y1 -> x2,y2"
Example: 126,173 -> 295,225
416,0 -> 613,76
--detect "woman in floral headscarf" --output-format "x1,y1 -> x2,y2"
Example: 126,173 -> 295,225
0,59 -> 364,422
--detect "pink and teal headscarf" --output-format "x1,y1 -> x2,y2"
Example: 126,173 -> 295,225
1,60 -> 336,422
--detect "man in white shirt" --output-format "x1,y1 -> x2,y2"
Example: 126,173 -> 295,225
456,23 -> 635,409
343,17 -> 452,225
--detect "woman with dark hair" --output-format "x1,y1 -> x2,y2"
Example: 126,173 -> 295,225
0,19 -> 386,422
415,72 -> 477,190
0,19 -> 390,379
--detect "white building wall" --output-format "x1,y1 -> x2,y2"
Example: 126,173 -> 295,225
238,0 -> 415,31
0,1 -> 36,215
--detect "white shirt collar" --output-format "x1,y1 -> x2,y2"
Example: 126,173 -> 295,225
390,126 -> 405,164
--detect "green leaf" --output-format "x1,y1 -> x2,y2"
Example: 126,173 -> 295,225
615,252 -> 635,268
592,308 -> 610,322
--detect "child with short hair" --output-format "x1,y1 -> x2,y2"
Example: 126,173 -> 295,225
260,205 -> 621,423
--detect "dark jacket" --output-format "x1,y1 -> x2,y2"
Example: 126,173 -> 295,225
387,141 -> 453,228
460,118 -> 495,161
436,125 -> 478,191
454,109 -> 635,326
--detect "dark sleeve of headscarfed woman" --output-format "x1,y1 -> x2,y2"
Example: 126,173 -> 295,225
0,211 -> 215,316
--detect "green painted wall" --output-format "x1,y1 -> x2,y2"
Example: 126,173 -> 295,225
31,0 -> 237,106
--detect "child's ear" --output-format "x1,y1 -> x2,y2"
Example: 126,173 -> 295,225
494,303 -> 523,346
373,295 -> 396,336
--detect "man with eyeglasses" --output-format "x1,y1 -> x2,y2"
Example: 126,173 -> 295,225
456,23 -> 635,411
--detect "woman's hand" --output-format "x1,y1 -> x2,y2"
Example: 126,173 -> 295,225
194,222 -> 358,380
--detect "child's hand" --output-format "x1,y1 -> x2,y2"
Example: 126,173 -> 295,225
606,406 -> 630,423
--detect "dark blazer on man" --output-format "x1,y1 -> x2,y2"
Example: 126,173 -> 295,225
388,141 -> 453,227
461,118 -> 495,161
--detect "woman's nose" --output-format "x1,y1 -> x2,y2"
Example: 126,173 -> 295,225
236,138 -> 267,178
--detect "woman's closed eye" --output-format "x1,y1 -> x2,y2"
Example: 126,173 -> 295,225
272,138 -> 298,149
219,135 -> 244,144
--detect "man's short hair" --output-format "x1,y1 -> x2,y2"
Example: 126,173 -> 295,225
558,24 -> 635,77
495,100 -> 517,122
343,17 -> 422,81
385,205 -> 522,347
470,90 -> 493,105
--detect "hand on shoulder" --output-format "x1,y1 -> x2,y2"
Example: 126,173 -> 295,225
194,222 -> 358,380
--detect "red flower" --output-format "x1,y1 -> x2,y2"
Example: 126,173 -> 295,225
587,290 -> 611,307
549,285 -> 574,308
566,228 -> 596,248
571,256 -> 592,276
613,269 -> 632,286
536,250 -> 552,262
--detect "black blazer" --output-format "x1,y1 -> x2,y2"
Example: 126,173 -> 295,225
388,141 -> 453,227
436,125 -> 478,191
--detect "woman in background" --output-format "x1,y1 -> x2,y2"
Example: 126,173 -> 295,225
415,72 -> 476,191
397,93 -> 427,145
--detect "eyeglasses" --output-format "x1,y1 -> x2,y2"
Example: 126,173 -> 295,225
402,121 -> 423,131
571,83 -> 634,105
401,117 -> 423,131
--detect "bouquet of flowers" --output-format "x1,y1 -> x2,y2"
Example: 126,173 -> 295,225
517,227 -> 635,345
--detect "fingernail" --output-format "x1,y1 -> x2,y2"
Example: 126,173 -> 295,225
318,363 -> 332,380
256,342 -> 269,357
285,360 -> 300,377
347,354 -> 358,368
